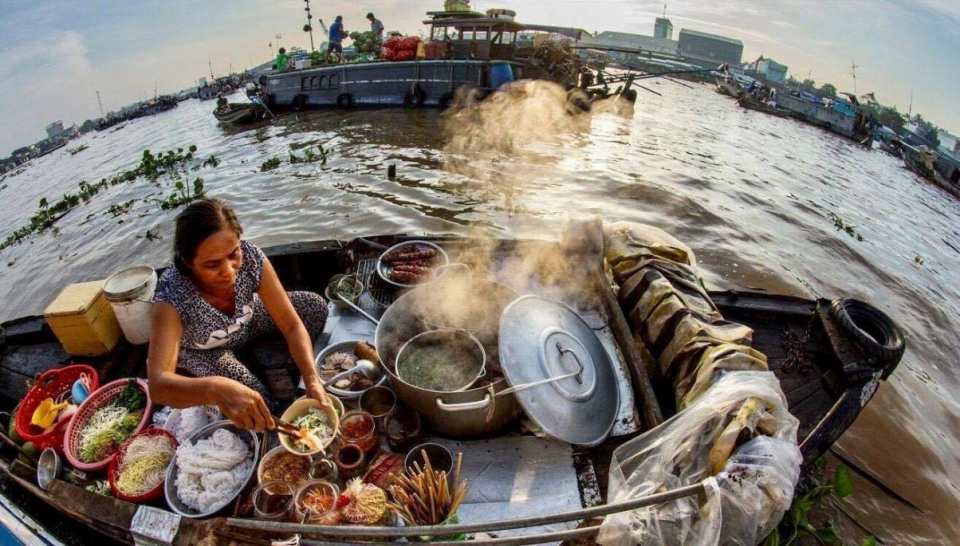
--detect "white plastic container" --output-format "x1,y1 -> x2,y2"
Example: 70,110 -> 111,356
295,59 -> 312,70
103,264 -> 157,344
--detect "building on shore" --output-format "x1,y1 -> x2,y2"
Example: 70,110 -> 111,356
654,17 -> 673,40
756,58 -> 788,83
677,28 -> 743,68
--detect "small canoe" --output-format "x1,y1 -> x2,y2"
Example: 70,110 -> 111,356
738,97 -> 793,118
212,103 -> 264,124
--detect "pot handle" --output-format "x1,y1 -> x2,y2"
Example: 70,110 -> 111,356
435,393 -> 491,413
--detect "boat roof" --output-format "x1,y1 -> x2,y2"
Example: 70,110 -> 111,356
522,24 -> 590,40
425,16 -> 525,31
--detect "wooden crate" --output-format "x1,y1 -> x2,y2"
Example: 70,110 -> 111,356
44,280 -> 122,356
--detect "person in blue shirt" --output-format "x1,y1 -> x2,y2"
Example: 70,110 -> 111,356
328,15 -> 346,62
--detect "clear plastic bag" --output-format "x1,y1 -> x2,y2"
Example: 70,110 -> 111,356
598,371 -> 800,546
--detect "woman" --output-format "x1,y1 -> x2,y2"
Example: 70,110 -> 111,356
147,199 -> 330,432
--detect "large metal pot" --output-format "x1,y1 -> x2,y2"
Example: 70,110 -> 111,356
375,274 -> 521,438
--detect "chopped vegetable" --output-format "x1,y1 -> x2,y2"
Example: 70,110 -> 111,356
290,408 -> 332,453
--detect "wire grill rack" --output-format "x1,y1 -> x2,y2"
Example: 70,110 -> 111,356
356,258 -> 400,310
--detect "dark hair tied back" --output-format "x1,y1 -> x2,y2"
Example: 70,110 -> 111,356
173,198 -> 243,276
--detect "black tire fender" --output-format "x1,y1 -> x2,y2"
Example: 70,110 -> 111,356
336,93 -> 354,109
291,94 -> 306,111
830,298 -> 906,367
438,91 -> 455,110
404,84 -> 426,108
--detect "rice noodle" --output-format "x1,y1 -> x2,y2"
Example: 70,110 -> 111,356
174,428 -> 253,513
116,434 -> 175,496
170,406 -> 215,442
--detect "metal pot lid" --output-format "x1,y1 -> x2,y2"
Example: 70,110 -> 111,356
498,295 -> 619,446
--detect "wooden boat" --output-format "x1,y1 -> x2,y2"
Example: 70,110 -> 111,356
212,102 -> 264,124
737,96 -> 793,118
0,234 -> 904,545
263,9 -> 594,110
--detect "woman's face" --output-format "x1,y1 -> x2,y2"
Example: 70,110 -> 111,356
189,229 -> 242,293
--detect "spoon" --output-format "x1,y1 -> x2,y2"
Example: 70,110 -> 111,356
323,359 -> 382,387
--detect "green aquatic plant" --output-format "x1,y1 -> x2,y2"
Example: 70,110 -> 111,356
763,460 -> 875,546
107,200 -> 135,218
159,177 -> 205,210
261,156 -> 282,171
0,145 -> 218,253
289,144 -> 331,166
828,212 -> 864,242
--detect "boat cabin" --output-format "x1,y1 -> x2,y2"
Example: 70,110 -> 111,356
423,10 -> 524,60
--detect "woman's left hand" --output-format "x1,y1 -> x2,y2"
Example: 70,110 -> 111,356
304,377 -> 332,409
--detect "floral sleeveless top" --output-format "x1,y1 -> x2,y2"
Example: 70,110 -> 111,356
154,240 -> 265,351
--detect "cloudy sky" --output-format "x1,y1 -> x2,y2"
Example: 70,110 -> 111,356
1,0 -> 957,156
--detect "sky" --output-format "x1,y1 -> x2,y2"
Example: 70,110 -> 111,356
1,0 -> 958,156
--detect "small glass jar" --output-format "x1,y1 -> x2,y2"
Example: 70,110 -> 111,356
252,480 -> 296,521
339,409 -> 379,455
309,457 -> 340,484
294,479 -> 340,524
384,406 -> 422,452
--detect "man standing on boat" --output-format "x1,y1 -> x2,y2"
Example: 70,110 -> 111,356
275,47 -> 289,72
328,15 -> 346,63
367,12 -> 384,43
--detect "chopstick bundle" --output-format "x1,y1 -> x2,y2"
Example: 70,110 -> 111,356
387,450 -> 468,526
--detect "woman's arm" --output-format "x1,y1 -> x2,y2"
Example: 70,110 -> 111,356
257,257 -> 331,407
147,302 -> 274,431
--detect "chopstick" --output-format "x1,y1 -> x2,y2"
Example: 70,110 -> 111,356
271,415 -> 301,437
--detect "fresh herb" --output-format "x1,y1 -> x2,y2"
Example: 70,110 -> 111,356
114,379 -> 146,411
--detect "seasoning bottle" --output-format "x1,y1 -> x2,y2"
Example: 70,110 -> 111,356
339,409 -> 379,455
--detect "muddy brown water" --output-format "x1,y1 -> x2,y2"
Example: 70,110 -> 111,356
0,83 -> 957,543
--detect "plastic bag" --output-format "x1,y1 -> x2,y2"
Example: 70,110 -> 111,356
598,371 -> 800,546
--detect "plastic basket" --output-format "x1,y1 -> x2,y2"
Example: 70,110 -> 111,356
15,365 -> 100,455
63,378 -> 153,472
108,427 -> 178,503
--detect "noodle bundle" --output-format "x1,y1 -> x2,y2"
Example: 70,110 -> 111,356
115,434 -> 175,496
174,428 -> 253,513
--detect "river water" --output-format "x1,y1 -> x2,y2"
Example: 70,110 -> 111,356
0,82 -> 957,543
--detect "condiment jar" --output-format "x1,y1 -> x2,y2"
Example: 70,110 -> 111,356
334,443 -> 366,481
252,480 -> 296,521
339,409 -> 379,455
294,479 -> 340,524
384,406 -> 422,451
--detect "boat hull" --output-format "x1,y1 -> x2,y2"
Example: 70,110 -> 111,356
262,60 -> 517,108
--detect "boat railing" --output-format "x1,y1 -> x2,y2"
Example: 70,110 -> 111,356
226,482 -> 705,543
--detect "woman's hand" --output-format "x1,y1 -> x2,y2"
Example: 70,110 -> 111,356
213,378 -> 275,432
304,376 -> 332,409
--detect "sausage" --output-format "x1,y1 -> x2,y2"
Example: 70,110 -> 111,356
392,264 -> 430,274
390,270 -> 426,284
382,248 -> 436,264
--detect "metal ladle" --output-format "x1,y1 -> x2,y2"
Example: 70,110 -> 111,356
322,359 -> 382,387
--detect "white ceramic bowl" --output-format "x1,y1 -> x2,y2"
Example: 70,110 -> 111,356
279,398 -> 340,456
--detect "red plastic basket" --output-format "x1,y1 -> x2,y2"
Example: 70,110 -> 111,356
15,365 -> 99,455
63,378 -> 153,472
108,427 -> 178,503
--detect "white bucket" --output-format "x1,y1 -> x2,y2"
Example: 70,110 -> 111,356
103,264 -> 158,345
